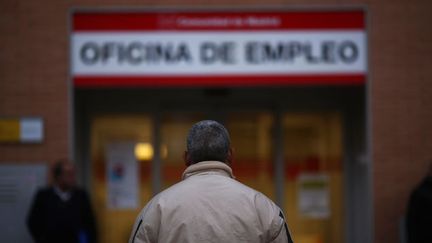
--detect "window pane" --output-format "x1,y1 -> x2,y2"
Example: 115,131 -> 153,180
160,113 -> 205,189
226,112 -> 275,200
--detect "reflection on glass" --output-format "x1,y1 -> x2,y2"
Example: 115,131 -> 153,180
134,143 -> 153,161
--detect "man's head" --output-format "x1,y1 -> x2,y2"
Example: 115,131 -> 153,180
184,120 -> 232,166
52,159 -> 76,191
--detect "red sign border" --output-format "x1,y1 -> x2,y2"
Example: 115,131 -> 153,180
70,8 -> 367,88
74,74 -> 365,88
73,10 -> 365,32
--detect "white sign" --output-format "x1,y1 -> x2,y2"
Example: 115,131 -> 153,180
106,142 -> 139,210
71,11 -> 367,87
72,31 -> 366,76
298,173 -> 330,219
20,118 -> 44,143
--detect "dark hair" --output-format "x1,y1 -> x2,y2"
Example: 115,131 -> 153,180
53,159 -> 68,180
186,120 -> 231,164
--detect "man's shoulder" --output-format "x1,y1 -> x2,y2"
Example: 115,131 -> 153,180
225,178 -> 275,202
162,174 -> 259,195
36,186 -> 54,196
152,179 -> 194,201
411,179 -> 432,202
72,187 -> 88,195
145,174 -> 278,212
163,175 -> 275,207
31,187 -> 55,203
226,180 -> 281,217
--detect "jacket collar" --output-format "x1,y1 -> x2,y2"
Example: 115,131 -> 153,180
182,161 -> 235,180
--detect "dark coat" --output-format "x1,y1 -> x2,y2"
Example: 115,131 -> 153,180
406,177 -> 432,243
27,187 -> 97,243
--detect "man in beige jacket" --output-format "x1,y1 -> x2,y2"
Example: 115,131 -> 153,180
129,120 -> 294,243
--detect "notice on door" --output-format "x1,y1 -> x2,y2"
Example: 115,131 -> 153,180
298,173 -> 330,219
106,142 -> 139,210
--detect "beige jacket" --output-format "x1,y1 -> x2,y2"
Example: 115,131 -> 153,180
129,161 -> 293,243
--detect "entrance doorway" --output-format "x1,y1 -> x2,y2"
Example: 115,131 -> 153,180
88,110 -> 344,243
75,86 -> 368,243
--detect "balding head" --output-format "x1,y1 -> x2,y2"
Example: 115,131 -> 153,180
52,159 -> 76,191
185,120 -> 232,165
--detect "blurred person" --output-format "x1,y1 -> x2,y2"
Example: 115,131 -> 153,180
27,159 -> 97,243
129,120 -> 294,243
406,161 -> 432,243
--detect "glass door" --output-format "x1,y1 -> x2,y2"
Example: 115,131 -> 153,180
282,113 -> 344,243
90,115 -> 153,243
88,111 -> 344,243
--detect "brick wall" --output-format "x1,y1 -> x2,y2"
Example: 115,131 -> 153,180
0,1 -> 71,163
370,1 -> 432,242
0,0 -> 431,242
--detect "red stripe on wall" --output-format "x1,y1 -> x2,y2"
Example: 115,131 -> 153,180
73,11 -> 364,31
74,74 -> 365,88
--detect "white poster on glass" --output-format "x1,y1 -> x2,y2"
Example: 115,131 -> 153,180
297,173 -> 330,219
106,142 -> 139,210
